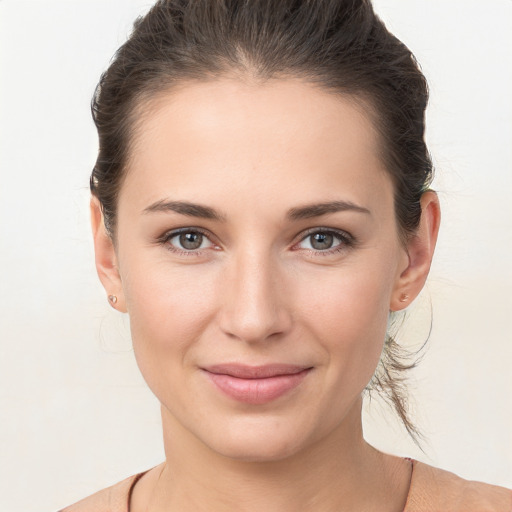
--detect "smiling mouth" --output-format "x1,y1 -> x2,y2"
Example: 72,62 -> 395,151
202,364 -> 313,404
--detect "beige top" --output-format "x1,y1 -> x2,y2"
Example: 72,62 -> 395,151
59,459 -> 512,512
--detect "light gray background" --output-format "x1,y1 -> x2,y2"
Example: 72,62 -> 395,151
1,1 -> 511,511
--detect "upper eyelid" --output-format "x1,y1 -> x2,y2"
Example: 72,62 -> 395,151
158,226 -> 353,251
296,227 -> 353,242
159,226 -> 212,241
160,228 -> 216,254
160,226 -> 351,239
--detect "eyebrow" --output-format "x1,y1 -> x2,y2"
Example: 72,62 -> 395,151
142,200 -> 227,221
142,199 -> 370,221
286,200 -> 371,220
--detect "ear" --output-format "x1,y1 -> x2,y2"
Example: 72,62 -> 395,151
90,196 -> 127,313
390,190 -> 441,311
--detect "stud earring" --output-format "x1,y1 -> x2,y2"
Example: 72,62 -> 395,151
108,294 -> 118,305
399,293 -> 409,303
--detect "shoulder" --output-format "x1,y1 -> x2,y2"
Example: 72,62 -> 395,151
58,471 -> 147,512
405,460 -> 512,512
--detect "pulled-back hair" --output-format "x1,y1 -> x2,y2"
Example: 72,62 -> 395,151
90,0 -> 433,443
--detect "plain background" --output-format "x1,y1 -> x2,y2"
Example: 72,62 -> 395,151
0,1 -> 511,510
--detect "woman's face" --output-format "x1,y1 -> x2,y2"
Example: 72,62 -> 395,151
104,78 -> 415,461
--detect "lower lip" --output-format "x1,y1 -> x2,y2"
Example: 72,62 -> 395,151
204,369 -> 311,405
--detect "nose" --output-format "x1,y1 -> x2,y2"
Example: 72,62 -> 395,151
218,251 -> 292,344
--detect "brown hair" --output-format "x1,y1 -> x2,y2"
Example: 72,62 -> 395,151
90,0 -> 433,444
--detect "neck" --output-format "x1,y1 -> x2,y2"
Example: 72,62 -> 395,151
148,398 -> 411,512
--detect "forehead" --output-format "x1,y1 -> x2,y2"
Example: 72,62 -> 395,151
121,78 -> 392,215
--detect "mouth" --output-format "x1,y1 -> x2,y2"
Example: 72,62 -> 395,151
201,364 -> 313,404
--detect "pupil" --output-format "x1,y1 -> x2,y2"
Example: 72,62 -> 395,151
180,232 -> 202,250
311,233 -> 333,250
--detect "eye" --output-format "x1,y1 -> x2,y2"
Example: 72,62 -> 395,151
296,229 -> 353,254
159,228 -> 216,254
176,231 -> 207,250
303,232 -> 337,250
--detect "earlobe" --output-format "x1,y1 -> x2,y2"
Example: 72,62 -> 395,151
390,190 -> 441,312
90,196 -> 127,313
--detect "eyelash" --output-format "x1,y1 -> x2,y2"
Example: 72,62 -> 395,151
156,227 -> 216,257
156,227 -> 355,257
296,227 -> 355,257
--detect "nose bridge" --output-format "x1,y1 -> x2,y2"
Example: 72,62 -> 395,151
219,246 -> 290,343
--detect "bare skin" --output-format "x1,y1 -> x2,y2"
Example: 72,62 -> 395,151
91,77 -> 440,511
132,402 -> 413,512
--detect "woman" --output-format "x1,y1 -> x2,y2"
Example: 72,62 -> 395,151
59,0 -> 511,510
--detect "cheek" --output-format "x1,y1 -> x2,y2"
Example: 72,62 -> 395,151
120,254 -> 220,386
294,261 -> 394,386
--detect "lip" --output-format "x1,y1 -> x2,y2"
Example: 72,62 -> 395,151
202,364 -> 312,404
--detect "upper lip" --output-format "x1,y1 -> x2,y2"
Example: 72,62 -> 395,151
203,364 -> 311,379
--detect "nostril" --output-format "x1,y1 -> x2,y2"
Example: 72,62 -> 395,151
218,301 -> 292,344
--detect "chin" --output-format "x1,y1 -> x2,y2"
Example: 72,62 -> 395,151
212,437 -> 304,463
199,416 -> 316,463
